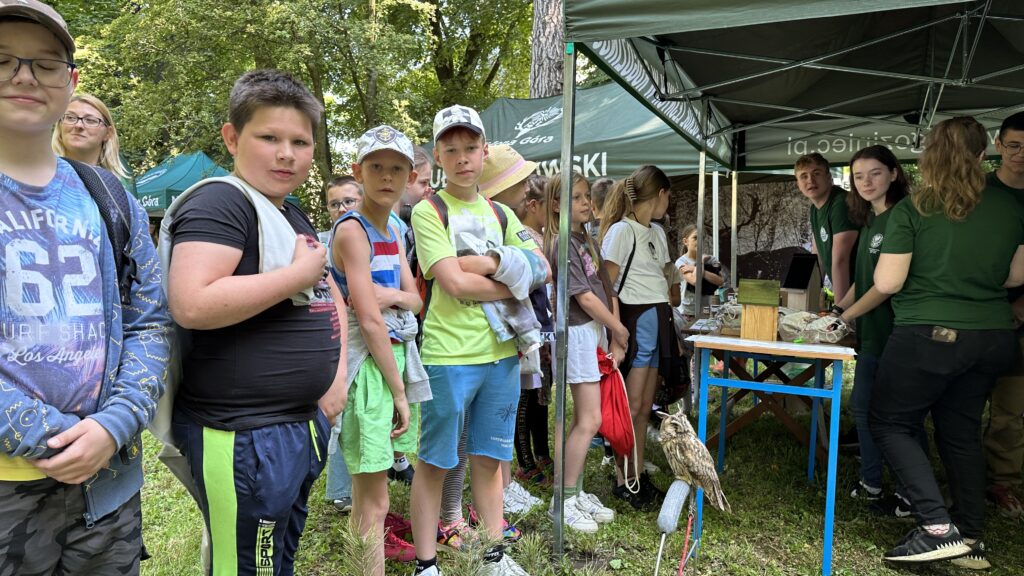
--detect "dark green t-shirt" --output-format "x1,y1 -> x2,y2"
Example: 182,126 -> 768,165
854,204 -> 898,355
988,172 -> 1024,305
809,186 -> 858,285
881,186 -> 1024,330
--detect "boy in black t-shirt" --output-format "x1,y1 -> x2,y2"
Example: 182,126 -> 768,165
165,70 -> 346,576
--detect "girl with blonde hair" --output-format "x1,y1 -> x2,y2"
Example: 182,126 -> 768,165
871,117 -> 1024,567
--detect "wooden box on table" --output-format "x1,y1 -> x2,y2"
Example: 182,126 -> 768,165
738,279 -> 780,342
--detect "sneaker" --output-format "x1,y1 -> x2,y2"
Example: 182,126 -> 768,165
986,484 -> 1024,518
481,554 -> 530,576
466,503 -> 522,543
950,538 -> 991,571
437,519 -> 472,551
838,427 -> 859,449
870,491 -> 913,519
883,525 -> 971,563
412,565 -> 442,576
549,496 -> 598,534
576,491 -> 615,523
639,472 -> 665,502
504,482 -> 541,513
385,512 -> 412,539
643,460 -> 661,475
850,479 -> 883,502
388,465 -> 415,485
330,496 -> 352,514
513,466 -> 550,487
612,481 -> 656,511
601,455 -> 614,467
384,530 -> 416,562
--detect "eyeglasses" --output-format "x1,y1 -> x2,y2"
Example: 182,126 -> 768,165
61,113 -> 108,128
328,198 -> 360,210
0,53 -> 75,88
1001,141 -> 1023,156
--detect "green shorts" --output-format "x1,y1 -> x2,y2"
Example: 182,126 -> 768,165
341,343 -> 420,474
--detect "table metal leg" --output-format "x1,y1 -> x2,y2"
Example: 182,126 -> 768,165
821,360 -> 843,576
718,352 -> 730,473
808,361 -> 823,482
695,348 -> 711,558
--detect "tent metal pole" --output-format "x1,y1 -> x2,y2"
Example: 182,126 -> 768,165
706,96 -> 913,128
694,150 -> 707,319
552,41 -> 577,557
961,0 -> 993,83
731,170 -> 738,290
712,171 -> 720,258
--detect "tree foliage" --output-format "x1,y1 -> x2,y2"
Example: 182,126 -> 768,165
65,0 -> 531,215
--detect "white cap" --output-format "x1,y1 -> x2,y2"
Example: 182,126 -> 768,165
355,125 -> 415,166
432,105 -> 485,143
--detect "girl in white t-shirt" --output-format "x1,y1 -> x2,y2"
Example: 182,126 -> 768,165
675,223 -> 725,321
598,165 -> 679,509
544,172 -> 627,533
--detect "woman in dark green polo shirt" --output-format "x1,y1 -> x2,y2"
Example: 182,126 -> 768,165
871,117 -> 1024,566
831,145 -> 914,514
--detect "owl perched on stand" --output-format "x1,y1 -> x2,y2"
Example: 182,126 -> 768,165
658,409 -> 731,513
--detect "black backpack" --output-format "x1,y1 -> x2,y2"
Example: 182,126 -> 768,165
64,159 -> 139,305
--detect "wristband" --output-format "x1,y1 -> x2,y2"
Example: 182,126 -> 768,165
830,304 -> 844,315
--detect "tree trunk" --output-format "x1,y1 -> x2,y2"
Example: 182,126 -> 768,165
529,0 -> 563,98
305,57 -> 333,198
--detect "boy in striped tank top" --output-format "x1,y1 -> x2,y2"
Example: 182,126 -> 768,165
330,125 -> 423,574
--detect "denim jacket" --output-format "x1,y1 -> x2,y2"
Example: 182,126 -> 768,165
0,174 -> 170,525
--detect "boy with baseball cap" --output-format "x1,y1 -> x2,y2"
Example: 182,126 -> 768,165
330,125 -> 425,571
0,1 -> 170,572
409,105 -> 548,576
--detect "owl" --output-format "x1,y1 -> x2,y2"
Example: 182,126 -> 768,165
658,410 -> 731,513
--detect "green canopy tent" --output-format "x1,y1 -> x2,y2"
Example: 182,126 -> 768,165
134,151 -> 229,215
542,0 -> 1024,558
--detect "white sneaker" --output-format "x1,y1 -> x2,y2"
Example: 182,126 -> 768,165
601,455 -> 614,467
549,496 -> 599,534
643,460 -> 661,474
481,554 -> 530,576
576,491 -> 615,523
411,566 -> 442,576
503,484 -> 531,514
510,481 -> 542,508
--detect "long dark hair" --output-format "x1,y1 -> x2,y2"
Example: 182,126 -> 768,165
846,145 -> 910,226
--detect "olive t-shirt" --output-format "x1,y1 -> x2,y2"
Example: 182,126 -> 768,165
881,186 -> 1024,330
551,231 -> 613,326
853,204 -> 897,355
809,186 -> 858,285
170,182 -> 341,430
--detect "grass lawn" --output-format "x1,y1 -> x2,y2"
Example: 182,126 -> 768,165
139,368 -> 1023,575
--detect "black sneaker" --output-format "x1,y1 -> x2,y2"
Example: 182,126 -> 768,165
838,427 -> 860,450
850,480 -> 883,502
388,465 -> 415,485
951,539 -> 991,571
870,491 -> 913,519
612,481 -> 656,511
884,525 -> 971,563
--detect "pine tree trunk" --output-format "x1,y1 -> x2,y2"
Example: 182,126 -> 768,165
529,0 -> 563,98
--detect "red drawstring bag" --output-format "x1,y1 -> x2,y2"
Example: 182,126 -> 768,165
597,347 -> 641,492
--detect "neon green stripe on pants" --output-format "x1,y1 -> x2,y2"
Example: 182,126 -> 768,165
202,427 -> 238,576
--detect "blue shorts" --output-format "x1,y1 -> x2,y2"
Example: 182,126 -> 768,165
419,357 -> 520,469
633,306 -> 661,369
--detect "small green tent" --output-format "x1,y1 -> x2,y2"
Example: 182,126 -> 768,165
134,151 -> 229,214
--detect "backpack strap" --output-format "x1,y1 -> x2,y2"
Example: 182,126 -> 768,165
614,224 -> 638,296
486,198 -> 509,240
64,158 -> 138,305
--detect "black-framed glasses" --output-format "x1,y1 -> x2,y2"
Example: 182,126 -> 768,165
0,53 -> 75,88
61,113 -> 107,128
328,198 -> 360,210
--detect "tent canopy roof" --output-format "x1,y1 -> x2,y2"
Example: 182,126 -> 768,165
566,0 -> 1024,168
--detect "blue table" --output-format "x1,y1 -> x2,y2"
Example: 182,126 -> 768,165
686,335 -> 855,576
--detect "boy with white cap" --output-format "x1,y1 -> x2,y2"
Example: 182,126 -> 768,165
409,106 -> 548,576
331,125 -> 425,572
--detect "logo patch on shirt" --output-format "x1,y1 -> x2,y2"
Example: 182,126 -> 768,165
820,226 -> 829,243
516,229 -> 532,243
870,233 -> 884,249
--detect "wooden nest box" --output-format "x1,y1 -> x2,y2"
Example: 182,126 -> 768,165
738,279 -> 780,342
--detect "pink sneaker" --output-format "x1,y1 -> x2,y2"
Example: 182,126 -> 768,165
384,531 -> 416,562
